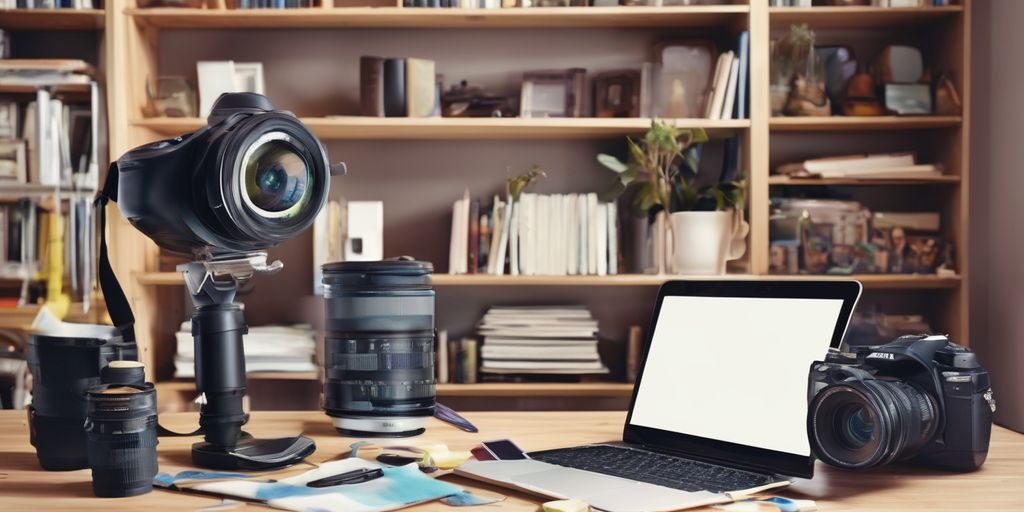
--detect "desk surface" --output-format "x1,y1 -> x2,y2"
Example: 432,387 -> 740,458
1,410 -> 1022,511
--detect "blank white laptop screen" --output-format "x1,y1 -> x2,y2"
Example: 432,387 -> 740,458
629,295 -> 845,457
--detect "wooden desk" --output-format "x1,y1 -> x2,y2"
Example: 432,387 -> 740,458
1,410 -> 1022,511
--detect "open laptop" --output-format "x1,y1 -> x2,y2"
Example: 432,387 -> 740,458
456,280 -> 861,512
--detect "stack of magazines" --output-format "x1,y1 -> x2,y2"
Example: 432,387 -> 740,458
478,306 -> 607,376
174,323 -> 317,378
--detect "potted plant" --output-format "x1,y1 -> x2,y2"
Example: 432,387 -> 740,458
598,121 -> 747,275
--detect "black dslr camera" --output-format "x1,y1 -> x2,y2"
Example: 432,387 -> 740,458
807,335 -> 994,472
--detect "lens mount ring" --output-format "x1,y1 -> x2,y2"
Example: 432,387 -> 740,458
237,131 -> 311,220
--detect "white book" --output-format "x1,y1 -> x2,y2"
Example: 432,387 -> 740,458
703,52 -> 727,118
578,194 -> 589,275
537,195 -> 550,275
458,190 -> 470,274
482,360 -> 606,371
587,193 -> 599,274
720,55 -> 740,120
816,164 -> 941,179
709,51 -> 735,120
567,194 -> 579,275
508,199 -> 520,275
517,195 -> 531,275
804,153 -> 916,174
595,203 -> 608,276
437,330 -> 449,384
486,196 -> 503,274
562,194 -> 572,276
607,201 -> 618,275
494,200 -> 513,276
448,199 -> 463,275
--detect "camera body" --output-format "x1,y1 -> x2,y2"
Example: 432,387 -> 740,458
114,93 -> 330,256
807,334 -> 994,472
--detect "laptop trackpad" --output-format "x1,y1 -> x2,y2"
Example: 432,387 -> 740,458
513,467 -> 724,512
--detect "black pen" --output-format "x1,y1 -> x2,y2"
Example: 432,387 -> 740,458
306,468 -> 384,488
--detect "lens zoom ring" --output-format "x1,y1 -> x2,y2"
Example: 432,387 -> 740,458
331,352 -> 433,370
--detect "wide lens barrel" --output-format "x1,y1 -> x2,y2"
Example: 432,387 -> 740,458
84,383 -> 159,497
26,326 -> 135,471
322,260 -> 435,437
808,379 -> 939,470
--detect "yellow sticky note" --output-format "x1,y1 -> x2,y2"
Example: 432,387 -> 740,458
542,498 -> 589,512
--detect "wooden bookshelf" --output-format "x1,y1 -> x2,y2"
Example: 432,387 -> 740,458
103,1 -> 974,410
155,379 -> 632,399
769,5 -> 963,29
127,5 -> 748,29
133,116 -> 750,140
0,8 -> 105,30
137,270 -> 960,290
769,116 -> 963,131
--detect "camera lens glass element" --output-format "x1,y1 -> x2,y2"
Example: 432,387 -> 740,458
241,132 -> 310,218
809,379 -> 939,470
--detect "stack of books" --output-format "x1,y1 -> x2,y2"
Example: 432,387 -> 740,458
233,0 -> 317,8
174,324 -> 318,378
1,1 -> 97,8
477,306 -> 608,376
775,152 -> 943,180
449,192 -> 618,276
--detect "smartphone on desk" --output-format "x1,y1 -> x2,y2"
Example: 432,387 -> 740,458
480,439 -> 528,461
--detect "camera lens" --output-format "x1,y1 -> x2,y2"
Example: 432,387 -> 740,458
241,134 -> 310,217
809,379 -> 939,470
84,383 -> 159,497
322,260 -> 436,437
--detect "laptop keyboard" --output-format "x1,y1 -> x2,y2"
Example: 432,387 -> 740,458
529,445 -> 773,494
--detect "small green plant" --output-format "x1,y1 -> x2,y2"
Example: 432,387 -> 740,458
506,165 -> 546,201
597,120 -> 744,214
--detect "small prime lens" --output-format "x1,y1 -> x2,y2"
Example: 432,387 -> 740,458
809,379 -> 939,470
84,383 -> 159,497
322,260 -> 435,437
242,133 -> 310,217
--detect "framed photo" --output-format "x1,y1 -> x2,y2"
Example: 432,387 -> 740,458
520,69 -> 585,118
594,70 -> 641,118
233,62 -> 266,95
0,140 -> 27,184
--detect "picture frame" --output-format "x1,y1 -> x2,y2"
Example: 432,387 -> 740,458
593,70 -> 641,118
520,68 -> 585,118
0,140 -> 28,184
653,40 -> 717,118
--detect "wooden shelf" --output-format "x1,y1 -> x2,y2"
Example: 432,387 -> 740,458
133,116 -> 749,140
156,379 -> 632,398
768,175 -> 962,186
126,5 -> 748,30
0,8 -> 105,30
770,116 -> 962,131
0,302 -> 104,331
0,82 -> 92,95
769,5 -> 963,29
138,271 -> 960,290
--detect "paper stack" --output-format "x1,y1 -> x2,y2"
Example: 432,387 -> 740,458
478,306 -> 608,375
174,323 -> 318,378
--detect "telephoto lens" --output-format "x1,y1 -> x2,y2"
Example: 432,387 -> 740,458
84,383 -> 159,497
26,324 -> 137,470
322,260 -> 436,437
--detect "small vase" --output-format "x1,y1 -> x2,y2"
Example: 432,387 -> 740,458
668,210 -> 747,275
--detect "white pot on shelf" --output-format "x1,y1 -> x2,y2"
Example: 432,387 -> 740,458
668,209 -> 749,275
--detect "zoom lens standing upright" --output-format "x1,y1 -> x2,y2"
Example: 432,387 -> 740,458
84,383 -> 159,497
322,260 -> 436,437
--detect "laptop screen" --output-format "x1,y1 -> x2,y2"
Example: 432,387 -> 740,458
625,283 -> 859,477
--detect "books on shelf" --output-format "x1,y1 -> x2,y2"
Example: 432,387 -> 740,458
477,306 -> 608,376
233,0 -> 317,8
0,59 -> 94,88
775,152 -> 944,180
173,323 -> 318,378
1,1 -> 97,8
360,56 -> 439,118
449,192 -> 619,276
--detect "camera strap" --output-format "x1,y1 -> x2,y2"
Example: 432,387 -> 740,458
96,163 -> 203,438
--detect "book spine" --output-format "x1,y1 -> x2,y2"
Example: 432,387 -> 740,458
382,58 -> 407,117
467,199 -> 479,275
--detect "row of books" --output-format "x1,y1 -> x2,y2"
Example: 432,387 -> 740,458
0,1 -> 97,8
360,56 -> 438,118
770,0 -> 955,6
436,331 -> 479,384
173,324 -> 318,378
448,192 -> 619,276
233,0 -> 317,8
477,306 -> 607,376
0,198 -> 96,307
770,198 -> 950,275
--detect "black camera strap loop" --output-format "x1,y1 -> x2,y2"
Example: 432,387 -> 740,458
96,163 -> 202,439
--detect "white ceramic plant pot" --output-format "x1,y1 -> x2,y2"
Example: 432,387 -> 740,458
668,210 -> 748,275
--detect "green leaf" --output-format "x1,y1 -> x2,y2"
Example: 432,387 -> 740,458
597,153 -> 629,174
683,127 -> 709,145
